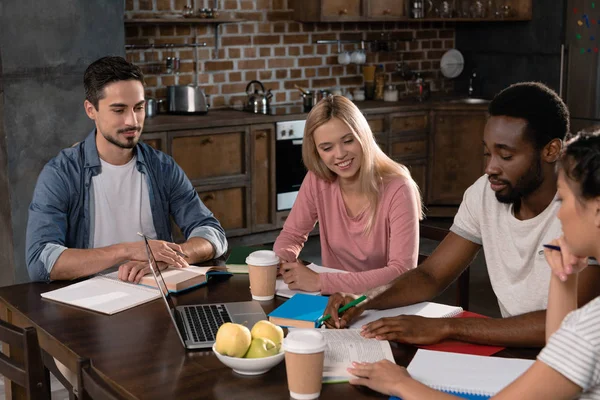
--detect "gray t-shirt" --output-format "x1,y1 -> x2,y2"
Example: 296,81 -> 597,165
92,155 -> 157,248
538,295 -> 600,398
450,175 -> 561,317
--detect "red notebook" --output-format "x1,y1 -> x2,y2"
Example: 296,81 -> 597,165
419,311 -> 505,356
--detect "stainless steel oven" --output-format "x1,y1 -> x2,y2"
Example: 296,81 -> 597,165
275,120 -> 307,211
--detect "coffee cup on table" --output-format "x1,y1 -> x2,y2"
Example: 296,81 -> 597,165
246,250 -> 279,301
282,330 -> 327,400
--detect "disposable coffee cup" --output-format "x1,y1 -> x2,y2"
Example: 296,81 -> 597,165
246,250 -> 279,301
282,330 -> 326,400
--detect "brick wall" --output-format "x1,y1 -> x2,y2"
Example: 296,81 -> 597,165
125,0 -> 456,109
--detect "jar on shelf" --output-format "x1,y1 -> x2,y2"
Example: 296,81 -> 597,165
384,85 -> 399,102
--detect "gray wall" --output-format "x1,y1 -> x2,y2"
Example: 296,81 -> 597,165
455,0 -> 566,99
0,0 -> 125,284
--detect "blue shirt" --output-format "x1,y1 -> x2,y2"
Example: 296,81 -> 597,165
26,130 -> 227,282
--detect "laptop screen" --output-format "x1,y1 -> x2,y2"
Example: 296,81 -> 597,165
141,235 -> 187,346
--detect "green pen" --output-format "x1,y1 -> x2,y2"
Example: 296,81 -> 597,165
317,295 -> 367,326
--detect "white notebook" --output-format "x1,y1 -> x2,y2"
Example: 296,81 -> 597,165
407,349 -> 534,396
275,263 -> 349,298
41,275 -> 160,315
349,301 -> 463,328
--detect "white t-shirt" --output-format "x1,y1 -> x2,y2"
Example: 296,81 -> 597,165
450,175 -> 561,317
91,155 -> 157,248
538,295 -> 600,398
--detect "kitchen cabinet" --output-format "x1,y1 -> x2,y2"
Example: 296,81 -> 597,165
251,124 -> 276,232
291,0 -> 408,22
427,109 -> 488,206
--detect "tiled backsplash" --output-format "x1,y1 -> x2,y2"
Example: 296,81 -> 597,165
125,0 -> 456,108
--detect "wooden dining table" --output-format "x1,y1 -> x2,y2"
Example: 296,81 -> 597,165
0,273 -> 541,399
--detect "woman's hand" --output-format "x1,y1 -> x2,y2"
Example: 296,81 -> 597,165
348,360 -> 408,396
280,260 -> 321,292
544,237 -> 588,282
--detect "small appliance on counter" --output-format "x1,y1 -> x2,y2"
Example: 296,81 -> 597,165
166,85 -> 210,115
244,80 -> 273,115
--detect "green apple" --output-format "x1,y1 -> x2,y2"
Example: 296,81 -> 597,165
250,320 -> 284,350
244,337 -> 278,358
214,322 -> 251,358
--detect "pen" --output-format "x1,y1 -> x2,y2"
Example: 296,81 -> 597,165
543,244 -> 561,252
317,295 -> 367,326
136,232 -> 189,258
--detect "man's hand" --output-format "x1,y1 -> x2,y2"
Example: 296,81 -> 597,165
323,292 -> 365,329
280,260 -> 321,292
118,260 -> 172,283
360,315 -> 449,345
348,360 -> 409,397
544,237 -> 588,282
128,239 -> 189,269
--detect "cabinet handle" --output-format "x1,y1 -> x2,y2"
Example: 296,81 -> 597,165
202,193 -> 215,202
201,137 -> 213,145
383,9 -> 391,15
339,8 -> 348,15
256,132 -> 267,139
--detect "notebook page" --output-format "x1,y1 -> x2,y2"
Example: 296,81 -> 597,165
407,349 -> 534,396
275,263 -> 348,298
349,302 -> 463,328
41,276 -> 159,315
321,329 -> 394,382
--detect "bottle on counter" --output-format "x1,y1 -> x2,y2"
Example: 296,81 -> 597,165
374,64 -> 386,101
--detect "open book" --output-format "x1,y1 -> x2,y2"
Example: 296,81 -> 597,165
275,263 -> 349,298
103,265 -> 231,294
406,349 -> 534,397
321,329 -> 395,383
41,275 -> 160,315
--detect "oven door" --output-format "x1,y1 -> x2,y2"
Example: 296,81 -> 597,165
275,137 -> 306,211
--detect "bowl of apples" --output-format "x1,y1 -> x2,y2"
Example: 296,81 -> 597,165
212,320 -> 285,375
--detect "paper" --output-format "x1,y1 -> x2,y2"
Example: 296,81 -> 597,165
349,302 -> 463,328
275,263 -> 348,298
321,329 -> 395,383
226,264 -> 249,274
407,349 -> 534,396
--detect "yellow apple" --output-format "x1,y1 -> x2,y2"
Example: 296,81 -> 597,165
250,320 -> 284,350
214,322 -> 251,358
244,337 -> 278,358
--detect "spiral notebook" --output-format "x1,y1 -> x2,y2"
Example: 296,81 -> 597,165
403,349 -> 534,398
41,274 -> 160,315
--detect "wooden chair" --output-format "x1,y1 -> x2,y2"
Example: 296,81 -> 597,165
0,320 -> 50,399
418,222 -> 471,310
76,358 -> 132,400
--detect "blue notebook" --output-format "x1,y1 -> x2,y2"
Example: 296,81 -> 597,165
391,394 -> 489,400
268,293 -> 329,328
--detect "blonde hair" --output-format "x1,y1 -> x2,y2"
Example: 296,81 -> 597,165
302,95 -> 424,233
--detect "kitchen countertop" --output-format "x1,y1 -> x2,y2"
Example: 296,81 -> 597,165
143,95 -> 489,133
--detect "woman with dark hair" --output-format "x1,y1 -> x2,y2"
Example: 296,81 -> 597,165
273,95 -> 422,295
347,131 -> 600,399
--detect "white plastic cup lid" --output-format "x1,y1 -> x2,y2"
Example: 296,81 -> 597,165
282,329 -> 327,354
246,250 -> 280,267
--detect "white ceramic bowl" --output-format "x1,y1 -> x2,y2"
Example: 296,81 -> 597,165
212,344 -> 285,375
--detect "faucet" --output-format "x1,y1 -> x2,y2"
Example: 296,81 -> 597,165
468,69 -> 477,97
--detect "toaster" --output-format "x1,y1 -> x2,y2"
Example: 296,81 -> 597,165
167,85 -> 210,114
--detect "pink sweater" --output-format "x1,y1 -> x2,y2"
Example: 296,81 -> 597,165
274,171 -> 419,295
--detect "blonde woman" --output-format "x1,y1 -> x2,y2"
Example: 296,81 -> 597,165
273,95 -> 422,295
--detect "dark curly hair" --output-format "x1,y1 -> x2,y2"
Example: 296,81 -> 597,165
560,131 -> 600,199
489,82 -> 570,149
84,56 -> 144,110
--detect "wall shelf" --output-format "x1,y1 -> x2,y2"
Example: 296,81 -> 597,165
124,17 -> 245,25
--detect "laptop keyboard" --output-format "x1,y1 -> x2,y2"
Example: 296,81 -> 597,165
183,304 -> 233,343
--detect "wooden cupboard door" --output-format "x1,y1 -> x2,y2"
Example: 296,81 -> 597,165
251,125 -> 275,231
198,187 -> 248,233
390,113 -> 428,133
321,0 -> 361,19
142,132 -> 167,153
367,0 -> 405,18
366,115 -> 386,134
391,138 -> 427,159
403,160 -> 427,199
428,111 -> 487,205
171,128 -> 247,182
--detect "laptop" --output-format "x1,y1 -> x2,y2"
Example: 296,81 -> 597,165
141,235 -> 267,350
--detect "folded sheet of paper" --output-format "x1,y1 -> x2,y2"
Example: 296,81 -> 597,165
321,329 -> 395,383
275,263 -> 349,298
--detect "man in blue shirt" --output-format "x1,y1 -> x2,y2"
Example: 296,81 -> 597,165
26,56 -> 227,283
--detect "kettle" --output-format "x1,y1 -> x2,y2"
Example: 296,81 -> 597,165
244,80 -> 273,114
